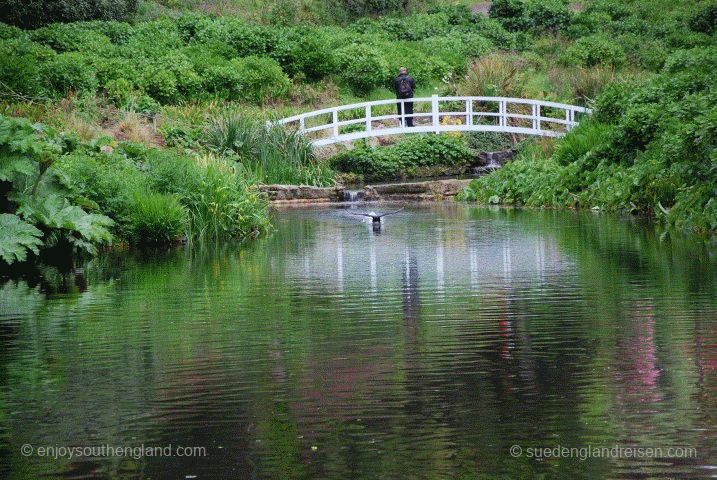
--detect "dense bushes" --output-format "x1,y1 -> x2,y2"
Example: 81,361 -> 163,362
0,6 -> 535,104
0,0 -> 138,30
459,46 -> 717,234
335,43 -> 391,95
489,0 -> 571,34
330,134 -> 478,181
0,115 -> 114,265
690,4 -> 717,35
58,142 -> 271,245
0,112 -> 272,266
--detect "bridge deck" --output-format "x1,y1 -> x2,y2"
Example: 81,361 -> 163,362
271,95 -> 592,146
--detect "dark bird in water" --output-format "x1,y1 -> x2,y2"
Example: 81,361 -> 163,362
349,207 -> 404,223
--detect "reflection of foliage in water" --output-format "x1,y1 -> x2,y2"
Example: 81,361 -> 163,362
2,208 -> 716,479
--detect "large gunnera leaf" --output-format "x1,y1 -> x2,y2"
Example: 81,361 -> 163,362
0,213 -> 43,264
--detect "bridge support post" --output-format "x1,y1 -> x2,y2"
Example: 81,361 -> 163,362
499,100 -> 506,129
432,95 -> 440,134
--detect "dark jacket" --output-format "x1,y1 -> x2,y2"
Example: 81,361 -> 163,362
394,73 -> 416,99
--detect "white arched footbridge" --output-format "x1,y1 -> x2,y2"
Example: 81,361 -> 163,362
271,95 -> 592,146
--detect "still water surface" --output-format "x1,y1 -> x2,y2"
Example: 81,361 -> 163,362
2,204 -> 717,479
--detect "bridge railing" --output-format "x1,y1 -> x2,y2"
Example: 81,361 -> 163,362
270,95 -> 592,146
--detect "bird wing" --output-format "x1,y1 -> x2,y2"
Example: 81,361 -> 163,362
348,212 -> 375,218
376,207 -> 404,218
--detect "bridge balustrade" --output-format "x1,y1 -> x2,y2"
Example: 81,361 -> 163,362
270,95 -> 592,146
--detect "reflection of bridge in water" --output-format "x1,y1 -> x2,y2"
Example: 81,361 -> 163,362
278,209 -> 572,296
272,95 -> 592,146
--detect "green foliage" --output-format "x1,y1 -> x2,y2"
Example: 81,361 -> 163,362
553,117 -> 611,166
139,52 -> 201,104
0,22 -> 23,40
335,43 -> 390,95
460,46 -> 717,234
144,152 -> 270,241
0,114 -> 116,265
465,132 -> 516,152
316,0 -> 409,24
59,145 -> 271,244
330,134 -> 477,181
0,0 -> 139,30
0,116 -> 113,261
0,37 -> 56,98
690,4 -> 717,35
0,213 -> 43,264
58,150 -> 142,237
280,28 -> 336,80
16,193 -> 114,254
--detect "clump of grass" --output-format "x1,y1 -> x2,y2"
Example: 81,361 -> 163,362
130,190 -> 189,243
145,150 -> 270,242
65,112 -> 105,142
113,111 -> 161,145
456,51 -> 528,98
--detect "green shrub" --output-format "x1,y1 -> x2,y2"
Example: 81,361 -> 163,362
561,34 -> 626,68
199,58 -> 245,101
0,22 -> 23,40
617,34 -> 668,71
428,4 -> 475,26
0,37 -> 56,98
234,56 -> 291,105
39,51 -> 98,97
29,23 -> 113,53
58,150 -> 142,238
145,152 -> 270,241
335,43 -> 390,95
279,28 -> 336,80
553,117 -> 611,166
139,52 -> 203,104
120,18 -> 183,58
468,17 -> 529,50
317,0 -> 406,23
92,56 -> 139,88
83,20 -> 135,45
418,34 -> 492,73
1,115 -> 114,264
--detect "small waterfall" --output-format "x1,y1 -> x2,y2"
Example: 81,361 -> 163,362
474,151 -> 502,176
340,189 -> 365,202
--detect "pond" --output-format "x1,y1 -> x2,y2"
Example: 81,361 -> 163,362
2,203 -> 717,480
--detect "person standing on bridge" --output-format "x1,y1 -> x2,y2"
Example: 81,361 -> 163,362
394,67 -> 416,127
